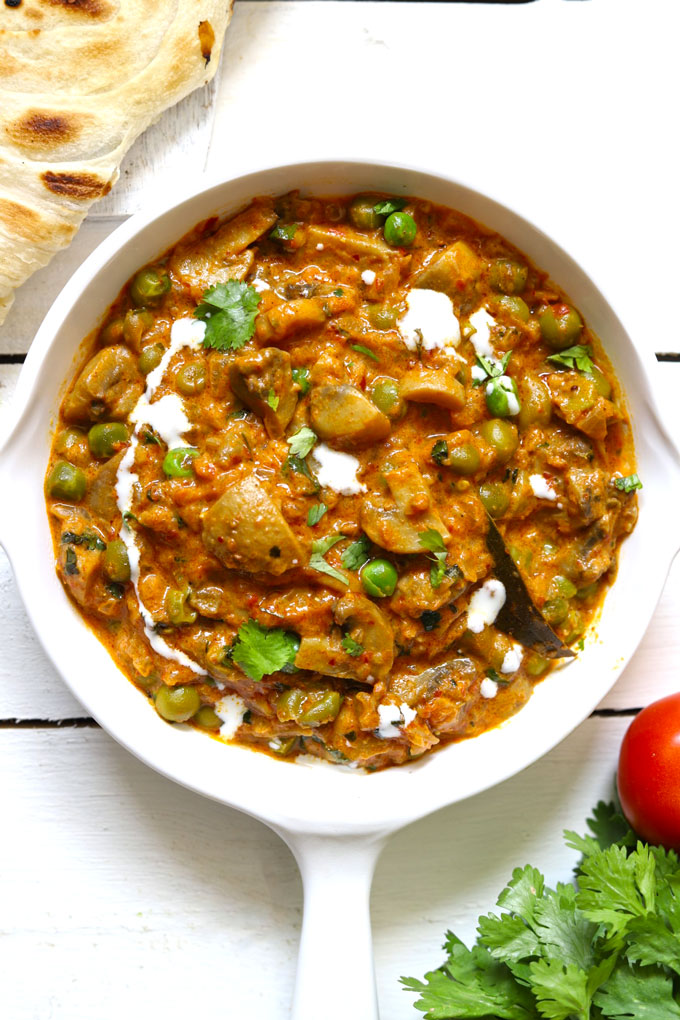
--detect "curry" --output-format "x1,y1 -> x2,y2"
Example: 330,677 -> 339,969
44,191 -> 639,770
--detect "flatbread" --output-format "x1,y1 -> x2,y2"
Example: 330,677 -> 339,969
0,0 -> 233,327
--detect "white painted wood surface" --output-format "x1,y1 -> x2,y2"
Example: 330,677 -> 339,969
1,2 -> 679,1018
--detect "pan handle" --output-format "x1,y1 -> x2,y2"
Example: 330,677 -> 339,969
281,829 -> 387,1020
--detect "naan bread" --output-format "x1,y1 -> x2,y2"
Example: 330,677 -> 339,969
0,0 -> 233,327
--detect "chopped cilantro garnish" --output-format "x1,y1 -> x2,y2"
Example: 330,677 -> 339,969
106,582 -> 125,599
341,534 -> 371,571
292,366 -> 311,395
64,547 -> 79,575
351,344 -> 379,362
421,610 -> 441,631
486,668 -> 508,684
287,426 -> 317,459
473,350 -> 512,387
61,531 -> 106,552
614,473 -> 643,493
267,389 -> 279,411
333,288 -> 344,297
307,502 -> 327,527
419,529 -> 448,589
269,223 -> 298,242
143,430 -> 161,446
546,344 -> 596,374
231,619 -> 300,682
194,280 -> 261,352
342,634 -> 364,657
431,440 -> 449,465
309,534 -> 349,585
373,198 -> 407,217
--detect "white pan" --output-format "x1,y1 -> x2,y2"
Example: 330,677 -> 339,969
1,160 -> 679,1019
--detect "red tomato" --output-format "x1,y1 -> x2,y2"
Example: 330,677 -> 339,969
617,692 -> 680,850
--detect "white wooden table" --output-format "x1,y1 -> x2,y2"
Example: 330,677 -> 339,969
1,2 -> 679,1016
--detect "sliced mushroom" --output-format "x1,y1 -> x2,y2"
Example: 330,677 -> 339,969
307,224 -> 394,260
202,476 -> 303,575
87,450 -> 124,523
294,594 -> 394,683
229,348 -> 297,438
63,346 -> 143,423
547,372 -> 619,441
171,250 -> 255,301
255,288 -> 359,345
413,241 -> 482,295
310,384 -> 390,449
399,367 -> 465,411
361,457 -> 450,553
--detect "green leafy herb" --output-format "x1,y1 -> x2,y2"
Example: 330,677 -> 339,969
309,534 -> 349,585
546,344 -> 596,374
486,668 -> 509,685
292,366 -> 311,395
333,287 -> 344,297
421,610 -> 441,632
105,582 -> 125,599
341,534 -> 371,571
287,426 -> 317,459
61,531 -> 106,552
473,350 -> 512,387
194,281 -> 261,352
64,547 -> 79,575
374,198 -> 407,217
307,503 -> 327,527
614,473 -> 643,494
342,634 -> 364,657
351,344 -> 379,362
419,529 -> 448,590
231,619 -> 300,682
269,223 -> 298,242
431,440 -> 449,466
143,430 -> 161,446
403,800 -> 680,1020
267,389 -> 279,411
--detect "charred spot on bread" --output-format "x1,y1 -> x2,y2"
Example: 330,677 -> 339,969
198,20 -> 215,64
42,171 -> 112,201
5,110 -> 83,155
43,0 -> 112,16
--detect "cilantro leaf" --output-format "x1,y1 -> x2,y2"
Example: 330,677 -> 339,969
546,345 -> 596,374
309,534 -> 349,585
342,534 -> 371,571
231,619 -> 300,682
270,223 -> 298,242
593,961 -> 680,1019
421,610 -> 441,631
474,350 -> 513,387
342,634 -> 364,657
351,344 -> 379,362
287,426 -> 317,459
533,884 -> 598,971
267,389 -> 279,411
528,958 -> 591,1020
194,281 -> 261,352
625,915 -> 680,973
497,865 -> 546,926
431,440 -> 449,465
477,912 -> 542,963
307,503 -> 327,527
374,198 -> 407,217
614,474 -> 643,493
576,843 -> 653,936
419,530 -> 448,589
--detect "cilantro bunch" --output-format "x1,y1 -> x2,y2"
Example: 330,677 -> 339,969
403,801 -> 680,1019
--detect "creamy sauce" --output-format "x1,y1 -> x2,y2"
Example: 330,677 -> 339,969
398,288 -> 460,352
480,677 -> 499,699
377,702 -> 417,739
501,644 -> 523,674
467,579 -> 507,634
361,269 -> 376,285
310,443 -> 366,495
216,693 -> 247,739
530,474 -> 558,501
468,307 -> 498,360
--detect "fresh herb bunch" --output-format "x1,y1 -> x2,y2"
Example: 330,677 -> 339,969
402,801 -> 680,1019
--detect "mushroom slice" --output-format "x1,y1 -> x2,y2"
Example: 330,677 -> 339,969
229,347 -> 297,438
361,457 -> 449,554
63,346 -> 143,423
413,241 -> 482,295
294,594 -> 394,684
547,372 -> 620,441
202,476 -> 303,575
399,367 -> 465,411
310,384 -> 390,449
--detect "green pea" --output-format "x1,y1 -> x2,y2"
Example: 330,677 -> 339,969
165,588 -> 198,626
88,422 -> 129,458
292,366 -> 311,395
162,447 -> 198,478
383,212 -> 417,247
298,690 -> 342,727
446,443 -> 481,476
367,304 -> 399,330
489,258 -> 528,295
542,597 -> 569,626
539,304 -> 582,350
563,610 -> 585,644
361,558 -> 398,597
371,378 -> 401,416
584,366 -> 612,399
276,688 -> 305,722
129,268 -> 170,308
99,317 -> 125,346
46,461 -> 87,502
525,652 -> 549,677
576,582 -> 599,601
194,706 -> 222,730
550,575 -> 577,599
104,539 -> 130,583
176,362 -> 206,396
518,375 -> 552,429
485,375 -> 521,418
478,482 -> 510,518
348,195 -> 382,230
495,295 -> 530,322
138,343 -> 165,375
55,428 -> 88,460
155,684 -> 201,723
479,419 -> 519,462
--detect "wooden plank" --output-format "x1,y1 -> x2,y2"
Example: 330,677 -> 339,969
0,716 -> 631,1019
